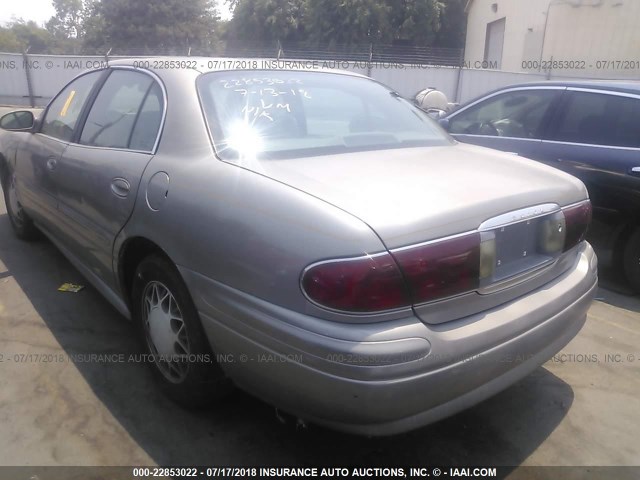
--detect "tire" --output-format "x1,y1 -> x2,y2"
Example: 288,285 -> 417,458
623,228 -> 640,293
2,169 -> 39,240
131,254 -> 233,408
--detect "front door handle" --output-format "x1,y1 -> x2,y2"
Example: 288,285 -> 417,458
629,166 -> 640,177
110,178 -> 131,198
46,156 -> 57,170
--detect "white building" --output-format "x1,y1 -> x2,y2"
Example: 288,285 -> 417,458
464,0 -> 640,78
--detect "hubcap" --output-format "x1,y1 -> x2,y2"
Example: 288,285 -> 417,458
7,174 -> 25,226
142,281 -> 190,383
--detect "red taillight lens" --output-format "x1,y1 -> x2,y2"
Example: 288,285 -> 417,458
391,233 -> 481,304
563,201 -> 592,251
301,253 -> 410,312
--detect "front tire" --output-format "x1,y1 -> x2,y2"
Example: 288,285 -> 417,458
2,170 -> 39,240
131,255 -> 232,408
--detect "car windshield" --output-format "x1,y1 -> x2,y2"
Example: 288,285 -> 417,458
197,70 -> 452,161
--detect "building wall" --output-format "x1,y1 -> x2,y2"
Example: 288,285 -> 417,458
464,0 -> 640,78
464,0 -> 549,72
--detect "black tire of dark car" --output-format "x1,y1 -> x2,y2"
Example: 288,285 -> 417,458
132,254 -> 233,408
2,169 -> 39,241
623,228 -> 640,293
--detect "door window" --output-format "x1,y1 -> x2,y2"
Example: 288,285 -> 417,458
129,82 -> 164,151
550,91 -> 640,148
449,89 -> 558,139
40,71 -> 102,142
80,70 -> 162,150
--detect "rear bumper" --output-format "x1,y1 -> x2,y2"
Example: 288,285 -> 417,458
180,243 -> 597,436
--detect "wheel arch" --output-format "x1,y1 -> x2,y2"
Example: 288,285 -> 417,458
117,236 -> 177,309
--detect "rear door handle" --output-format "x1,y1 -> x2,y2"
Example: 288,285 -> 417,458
629,166 -> 640,176
110,178 -> 131,198
46,156 -> 57,170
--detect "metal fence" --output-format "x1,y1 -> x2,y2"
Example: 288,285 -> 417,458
60,42 -> 465,66
0,48 -> 631,108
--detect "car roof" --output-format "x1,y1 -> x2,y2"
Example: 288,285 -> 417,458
106,56 -> 367,78
492,79 -> 640,95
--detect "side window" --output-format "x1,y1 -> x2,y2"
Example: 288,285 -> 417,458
80,70 -> 156,149
449,89 -> 558,139
551,91 -> 640,148
40,71 -> 102,141
129,83 -> 164,151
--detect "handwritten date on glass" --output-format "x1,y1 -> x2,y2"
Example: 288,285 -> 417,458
234,87 -> 312,122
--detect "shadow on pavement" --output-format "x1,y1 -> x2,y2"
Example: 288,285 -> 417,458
0,209 -> 574,468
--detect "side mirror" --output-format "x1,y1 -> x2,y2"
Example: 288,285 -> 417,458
438,117 -> 450,131
0,110 -> 35,131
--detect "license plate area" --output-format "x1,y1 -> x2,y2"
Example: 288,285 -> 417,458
479,205 -> 564,290
492,217 -> 551,282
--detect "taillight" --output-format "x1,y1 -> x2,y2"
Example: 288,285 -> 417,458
302,201 -> 591,313
563,201 -> 592,251
301,253 -> 410,312
391,233 -> 481,304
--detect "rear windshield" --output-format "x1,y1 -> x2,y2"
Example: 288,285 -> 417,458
197,70 -> 452,160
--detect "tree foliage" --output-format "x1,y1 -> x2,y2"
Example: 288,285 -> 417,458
228,0 -> 306,43
0,20 -> 61,54
0,0 -> 466,53
229,0 -> 465,47
46,0 -> 86,38
387,0 -> 443,45
83,0 -> 220,53
435,0 -> 467,48
305,0 -> 391,45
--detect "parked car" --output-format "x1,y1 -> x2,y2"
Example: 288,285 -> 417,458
0,59 -> 596,436
442,81 -> 640,291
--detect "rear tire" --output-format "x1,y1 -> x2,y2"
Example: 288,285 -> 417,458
131,254 -> 233,408
622,228 -> 640,293
2,169 -> 39,241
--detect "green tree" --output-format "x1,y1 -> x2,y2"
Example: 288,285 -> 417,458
0,27 -> 23,53
46,0 -> 86,38
387,0 -> 443,46
83,0 -> 220,53
435,0 -> 466,48
228,0 -> 306,44
0,20 -> 55,53
305,0 -> 392,45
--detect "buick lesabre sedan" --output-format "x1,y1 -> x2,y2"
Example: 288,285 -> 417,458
0,59 -> 597,435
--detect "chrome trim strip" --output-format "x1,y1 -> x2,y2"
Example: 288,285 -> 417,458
452,134 -> 541,142
389,230 -> 477,253
562,199 -> 592,210
541,138 -> 640,151
566,87 -> 640,100
478,203 -> 560,231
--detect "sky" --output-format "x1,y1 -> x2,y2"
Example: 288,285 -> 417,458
0,0 -> 232,27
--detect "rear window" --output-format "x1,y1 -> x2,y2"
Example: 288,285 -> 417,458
197,70 -> 451,160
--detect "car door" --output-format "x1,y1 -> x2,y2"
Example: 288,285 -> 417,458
446,87 -> 565,159
537,89 -> 640,216
53,68 -> 165,288
13,71 -> 103,229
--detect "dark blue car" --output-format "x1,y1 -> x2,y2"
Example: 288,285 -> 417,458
443,81 -> 640,291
